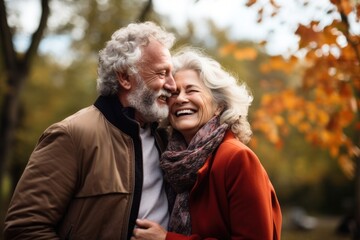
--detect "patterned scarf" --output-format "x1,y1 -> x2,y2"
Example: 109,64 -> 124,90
160,116 -> 228,235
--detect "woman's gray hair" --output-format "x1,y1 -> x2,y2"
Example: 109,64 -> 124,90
97,21 -> 175,96
172,47 -> 253,143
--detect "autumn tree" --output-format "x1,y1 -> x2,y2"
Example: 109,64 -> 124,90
221,0 -> 360,238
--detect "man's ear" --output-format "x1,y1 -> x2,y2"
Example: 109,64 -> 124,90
116,72 -> 131,90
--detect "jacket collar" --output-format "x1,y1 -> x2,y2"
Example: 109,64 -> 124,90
94,95 -> 139,137
93,95 -> 159,137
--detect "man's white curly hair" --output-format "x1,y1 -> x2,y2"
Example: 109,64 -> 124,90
97,21 -> 175,96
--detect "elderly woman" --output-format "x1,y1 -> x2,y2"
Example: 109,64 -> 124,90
132,48 -> 282,240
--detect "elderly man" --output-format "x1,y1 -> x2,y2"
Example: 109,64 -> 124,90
4,21 -> 176,240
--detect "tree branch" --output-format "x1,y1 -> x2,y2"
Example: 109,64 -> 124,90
0,0 -> 16,71
137,0 -> 152,22
339,10 -> 360,65
23,0 -> 50,71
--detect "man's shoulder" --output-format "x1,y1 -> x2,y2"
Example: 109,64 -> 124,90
45,105 -> 103,135
62,105 -> 99,123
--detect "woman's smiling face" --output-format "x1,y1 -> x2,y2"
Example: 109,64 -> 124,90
168,69 -> 219,144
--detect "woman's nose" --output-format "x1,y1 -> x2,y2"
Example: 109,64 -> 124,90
175,91 -> 188,104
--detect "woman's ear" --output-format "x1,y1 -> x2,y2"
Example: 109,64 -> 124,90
116,71 -> 132,90
215,105 -> 225,116
215,105 -> 224,116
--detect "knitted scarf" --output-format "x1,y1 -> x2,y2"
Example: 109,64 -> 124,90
160,116 -> 228,235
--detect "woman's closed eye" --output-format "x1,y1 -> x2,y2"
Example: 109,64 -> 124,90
187,89 -> 199,93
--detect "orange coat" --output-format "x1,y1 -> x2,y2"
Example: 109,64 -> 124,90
166,131 -> 282,240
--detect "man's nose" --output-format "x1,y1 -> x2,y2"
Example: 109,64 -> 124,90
164,74 -> 176,93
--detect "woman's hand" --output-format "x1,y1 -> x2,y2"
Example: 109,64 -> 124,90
131,219 -> 167,240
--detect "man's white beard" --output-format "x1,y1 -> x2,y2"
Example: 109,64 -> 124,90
127,75 -> 169,123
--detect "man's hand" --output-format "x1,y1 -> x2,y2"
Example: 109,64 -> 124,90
131,219 -> 167,240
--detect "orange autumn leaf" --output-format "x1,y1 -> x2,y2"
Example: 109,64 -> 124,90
339,109 -> 355,126
340,0 -> 353,15
273,115 -> 285,126
288,111 -> 305,126
298,122 -> 312,133
245,0 -> 256,7
233,47 -> 258,60
259,63 -> 271,73
261,56 -> 297,74
270,0 -> 280,9
281,90 -> 300,109
330,145 -> 340,157
218,43 -> 237,57
317,110 -> 330,127
338,154 -> 355,178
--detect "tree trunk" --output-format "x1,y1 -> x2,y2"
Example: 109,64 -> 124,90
354,152 -> 360,239
0,69 -> 28,216
0,0 -> 50,233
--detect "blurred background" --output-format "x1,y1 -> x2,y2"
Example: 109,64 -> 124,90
1,0 -> 360,239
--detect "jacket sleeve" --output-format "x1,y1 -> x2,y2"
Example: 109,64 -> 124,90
225,144 -> 281,239
3,123 -> 79,240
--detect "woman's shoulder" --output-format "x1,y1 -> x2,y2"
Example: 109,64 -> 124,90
218,131 -> 254,154
214,131 -> 261,169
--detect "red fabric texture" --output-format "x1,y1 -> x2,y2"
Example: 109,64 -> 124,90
166,131 -> 282,240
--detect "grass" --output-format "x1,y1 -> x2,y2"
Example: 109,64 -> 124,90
281,211 -> 352,240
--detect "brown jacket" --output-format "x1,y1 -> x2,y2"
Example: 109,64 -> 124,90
4,96 -> 168,240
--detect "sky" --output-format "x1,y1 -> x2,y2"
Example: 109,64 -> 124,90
152,0 -> 341,55
6,0 -> 350,58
